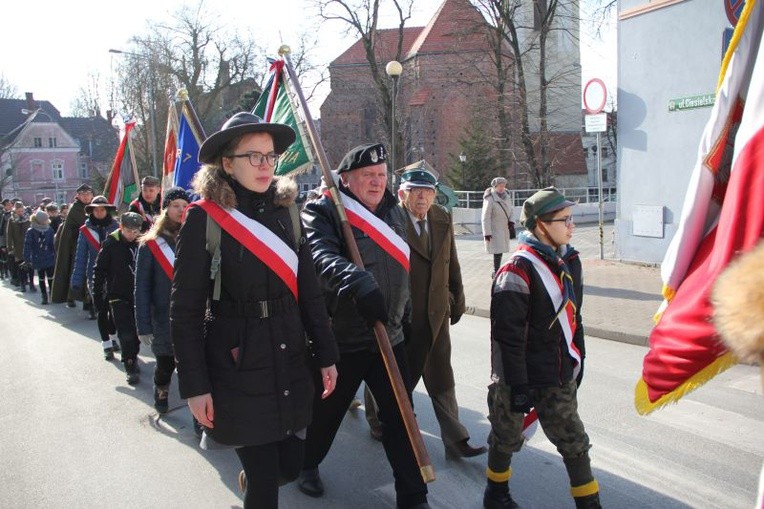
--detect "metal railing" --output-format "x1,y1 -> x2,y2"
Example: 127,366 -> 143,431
455,186 -> 617,208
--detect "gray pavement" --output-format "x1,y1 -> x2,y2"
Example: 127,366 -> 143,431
456,222 -> 662,346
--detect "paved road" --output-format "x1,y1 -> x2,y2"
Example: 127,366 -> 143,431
1,285 -> 761,508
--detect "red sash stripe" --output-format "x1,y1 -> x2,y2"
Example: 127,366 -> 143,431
324,189 -> 410,272
146,238 -> 175,280
193,200 -> 298,299
79,225 -> 101,251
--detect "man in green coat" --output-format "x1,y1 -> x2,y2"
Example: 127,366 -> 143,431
51,184 -> 93,304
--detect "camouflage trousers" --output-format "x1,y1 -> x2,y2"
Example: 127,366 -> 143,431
487,381 -> 591,470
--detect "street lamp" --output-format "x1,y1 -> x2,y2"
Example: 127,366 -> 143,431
459,152 -> 467,190
385,60 -> 403,190
109,48 -> 159,178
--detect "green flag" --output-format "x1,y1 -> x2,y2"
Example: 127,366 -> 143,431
252,59 -> 313,175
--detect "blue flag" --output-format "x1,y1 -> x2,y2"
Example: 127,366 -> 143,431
173,103 -> 204,191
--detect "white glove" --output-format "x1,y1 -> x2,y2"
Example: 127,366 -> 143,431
139,334 -> 154,346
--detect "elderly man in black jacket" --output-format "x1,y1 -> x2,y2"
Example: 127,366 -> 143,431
298,143 -> 430,509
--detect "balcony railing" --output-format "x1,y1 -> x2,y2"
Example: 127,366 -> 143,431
454,186 -> 617,208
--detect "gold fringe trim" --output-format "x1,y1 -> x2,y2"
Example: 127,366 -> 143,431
486,467 -> 512,483
634,352 -> 738,415
661,284 -> 676,302
571,480 -> 599,498
717,0 -> 757,92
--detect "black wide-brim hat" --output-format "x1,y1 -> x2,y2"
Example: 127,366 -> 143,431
198,112 -> 296,164
84,195 -> 116,213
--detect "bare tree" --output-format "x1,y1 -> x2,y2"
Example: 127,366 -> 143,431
314,0 -> 414,169
0,74 -> 19,99
71,72 -> 104,118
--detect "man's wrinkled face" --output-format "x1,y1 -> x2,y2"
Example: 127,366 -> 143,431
341,163 -> 388,211
401,187 -> 435,220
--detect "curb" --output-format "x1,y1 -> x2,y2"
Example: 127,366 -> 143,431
463,306 -> 650,347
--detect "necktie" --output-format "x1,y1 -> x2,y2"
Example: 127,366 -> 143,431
418,219 -> 429,251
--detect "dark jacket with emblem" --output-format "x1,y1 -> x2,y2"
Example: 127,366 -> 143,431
171,176 -> 338,447
92,230 -> 138,307
301,186 -> 409,353
490,244 -> 585,388
404,203 -> 466,393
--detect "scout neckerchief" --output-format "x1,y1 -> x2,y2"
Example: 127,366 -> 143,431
324,188 -> 410,272
146,236 -> 175,280
192,199 -> 298,299
79,224 -> 101,251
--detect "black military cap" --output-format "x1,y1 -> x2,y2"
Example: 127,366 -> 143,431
76,183 -> 94,193
336,143 -> 388,174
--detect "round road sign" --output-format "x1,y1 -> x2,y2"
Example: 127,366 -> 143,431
583,78 -> 607,114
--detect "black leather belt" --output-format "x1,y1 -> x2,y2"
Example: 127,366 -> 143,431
211,294 -> 296,318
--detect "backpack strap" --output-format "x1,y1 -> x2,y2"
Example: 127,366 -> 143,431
205,213 -> 222,301
287,202 -> 304,252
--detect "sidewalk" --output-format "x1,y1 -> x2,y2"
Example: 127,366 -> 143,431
456,227 -> 662,346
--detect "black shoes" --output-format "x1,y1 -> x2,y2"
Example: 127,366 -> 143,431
297,467 -> 324,497
66,300 -> 76,308
154,385 -> 169,414
41,295 -> 49,305
104,348 -> 114,361
483,481 -> 520,509
125,359 -> 140,385
574,493 -> 602,509
445,438 -> 488,460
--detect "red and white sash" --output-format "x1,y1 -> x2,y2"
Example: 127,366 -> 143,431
131,199 -> 154,225
512,246 -> 581,442
193,200 -> 298,299
146,237 -> 175,280
325,189 -> 410,272
79,225 -> 101,251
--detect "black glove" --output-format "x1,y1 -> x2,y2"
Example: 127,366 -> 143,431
355,288 -> 387,327
484,235 -> 492,242
450,313 -> 463,325
510,384 -> 533,414
576,358 -> 584,388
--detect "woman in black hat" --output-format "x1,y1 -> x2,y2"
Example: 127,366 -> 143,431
170,112 -> 338,508
70,195 -> 119,358
134,187 -> 190,414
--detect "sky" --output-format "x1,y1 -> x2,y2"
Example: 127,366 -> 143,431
0,0 -> 616,118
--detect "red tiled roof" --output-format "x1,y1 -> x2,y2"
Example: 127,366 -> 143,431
407,0 -> 489,57
332,27 -> 423,66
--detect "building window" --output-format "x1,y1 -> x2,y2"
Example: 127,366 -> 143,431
601,146 -> 608,157
583,147 -> 588,158
48,137 -> 57,148
34,137 -> 42,148
52,161 -> 64,181
79,162 -> 89,179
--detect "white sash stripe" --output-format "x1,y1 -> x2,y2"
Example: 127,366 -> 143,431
229,208 -> 298,277
338,191 -> 410,260
514,250 -> 581,378
155,237 -> 176,267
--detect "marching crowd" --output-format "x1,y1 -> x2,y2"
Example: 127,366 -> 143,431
2,112 -> 601,509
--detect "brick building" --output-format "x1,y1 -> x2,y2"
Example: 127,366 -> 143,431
320,0 -> 587,189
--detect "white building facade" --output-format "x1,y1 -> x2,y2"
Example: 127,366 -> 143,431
616,0 -> 736,263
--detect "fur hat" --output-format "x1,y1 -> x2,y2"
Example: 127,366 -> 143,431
336,143 -> 387,174
198,112 -> 296,164
162,186 -> 191,209
520,187 -> 576,230
85,195 -> 116,213
712,242 -> 764,375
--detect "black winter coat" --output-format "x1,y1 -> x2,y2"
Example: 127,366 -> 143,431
301,186 -> 410,353
92,231 -> 138,307
490,244 -> 585,389
170,181 -> 338,447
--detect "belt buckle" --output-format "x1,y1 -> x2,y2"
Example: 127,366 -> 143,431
259,300 -> 269,319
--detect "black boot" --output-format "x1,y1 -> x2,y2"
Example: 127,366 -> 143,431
41,293 -> 49,305
125,358 -> 140,385
154,385 -> 170,414
483,479 -> 520,509
574,493 -> 601,509
298,467 -> 324,497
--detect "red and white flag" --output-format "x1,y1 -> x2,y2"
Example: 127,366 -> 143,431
635,1 -> 764,414
161,102 -> 179,194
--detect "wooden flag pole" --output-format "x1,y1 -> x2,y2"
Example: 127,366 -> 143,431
278,45 -> 435,483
